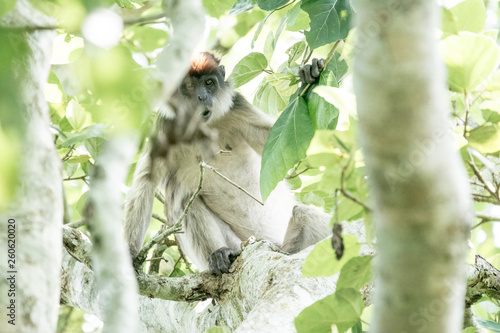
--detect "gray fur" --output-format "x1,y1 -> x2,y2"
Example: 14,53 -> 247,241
124,67 -> 332,271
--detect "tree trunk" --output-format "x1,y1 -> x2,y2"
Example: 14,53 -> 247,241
0,1 -> 60,332
353,1 -> 473,332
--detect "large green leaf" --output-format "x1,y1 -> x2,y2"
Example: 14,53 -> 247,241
228,52 -> 268,88
306,70 -> 339,130
467,124 -> 500,153
260,95 -> 314,201
301,0 -> 351,49
253,73 -> 295,115
302,235 -> 360,277
314,85 -> 357,117
476,318 -> 500,333
257,0 -> 289,11
295,288 -> 364,333
441,32 -> 499,93
442,0 -> 485,36
336,255 -> 372,291
62,124 -> 107,148
0,0 -> 15,17
229,0 -> 255,15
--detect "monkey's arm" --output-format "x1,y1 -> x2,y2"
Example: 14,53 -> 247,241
228,93 -> 274,155
124,143 -> 166,258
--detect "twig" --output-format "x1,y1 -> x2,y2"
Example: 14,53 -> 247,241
152,213 -> 168,224
471,213 -> 500,229
286,167 -> 311,179
64,175 -> 87,182
66,219 -> 86,229
467,153 -> 499,202
61,145 -> 75,162
0,12 -> 167,32
463,91 -> 470,138
124,12 -> 166,26
133,163 -> 205,271
155,191 -> 165,204
202,162 -> 264,206
340,160 -> 372,212
300,40 -> 341,97
177,245 -> 194,273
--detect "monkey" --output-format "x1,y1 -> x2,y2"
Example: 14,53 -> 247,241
124,52 -> 331,275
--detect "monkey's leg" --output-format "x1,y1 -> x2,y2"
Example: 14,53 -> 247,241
124,144 -> 166,258
282,204 -> 332,254
171,198 -> 242,275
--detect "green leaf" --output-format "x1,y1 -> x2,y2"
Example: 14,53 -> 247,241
66,99 -> 88,132
85,137 -> 105,160
253,74 -> 295,115
62,124 -> 107,147
263,31 -> 275,61
462,327 -> 480,333
302,235 -> 360,277
336,256 -> 372,291
301,0 -> 352,49
257,0 -> 289,11
229,0 -> 255,15
476,318 -> 500,333
127,26 -> 168,52
286,2 -> 310,32
260,95 -> 314,201
442,0 -> 485,36
295,288 -> 364,333
467,124 -> 500,154
205,326 -> 231,333
306,70 -> 339,130
169,268 -> 186,277
228,52 -> 268,88
0,0 -> 15,17
286,40 -> 306,65
441,32 -> 499,93
351,321 -> 362,333
66,155 -> 91,164
314,85 -> 356,117
203,0 -> 235,17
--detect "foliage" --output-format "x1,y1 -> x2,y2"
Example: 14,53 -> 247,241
1,0 -> 500,331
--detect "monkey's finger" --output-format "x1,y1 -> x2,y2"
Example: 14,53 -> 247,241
303,64 -> 315,84
318,58 -> 325,71
311,59 -> 320,79
299,68 -> 307,84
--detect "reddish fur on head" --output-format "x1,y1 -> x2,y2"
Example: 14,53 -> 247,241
189,52 -> 220,77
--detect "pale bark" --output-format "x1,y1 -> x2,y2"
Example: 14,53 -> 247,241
61,240 -> 338,333
84,136 -> 140,333
0,1 -> 60,332
353,1 -> 473,332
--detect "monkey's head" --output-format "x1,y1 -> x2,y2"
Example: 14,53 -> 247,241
180,52 -> 235,123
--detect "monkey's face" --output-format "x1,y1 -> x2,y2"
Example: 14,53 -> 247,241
180,73 -> 222,120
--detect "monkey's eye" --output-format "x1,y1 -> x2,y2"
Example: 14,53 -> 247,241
206,79 -> 213,86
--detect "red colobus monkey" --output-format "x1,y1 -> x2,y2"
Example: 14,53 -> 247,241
124,52 -> 331,275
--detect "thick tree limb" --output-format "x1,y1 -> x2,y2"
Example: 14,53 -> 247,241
61,238 -> 337,332
0,1 -> 61,331
84,136 -> 140,333
354,1 -> 473,332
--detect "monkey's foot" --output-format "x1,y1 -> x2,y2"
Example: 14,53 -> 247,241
208,247 -> 241,276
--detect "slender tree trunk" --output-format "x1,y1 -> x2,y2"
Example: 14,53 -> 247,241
0,1 -> 60,332
353,1 -> 473,332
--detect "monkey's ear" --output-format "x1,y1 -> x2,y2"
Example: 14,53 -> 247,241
219,65 -> 225,79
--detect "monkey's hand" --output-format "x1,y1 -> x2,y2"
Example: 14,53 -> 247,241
299,58 -> 325,84
208,247 -> 241,276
